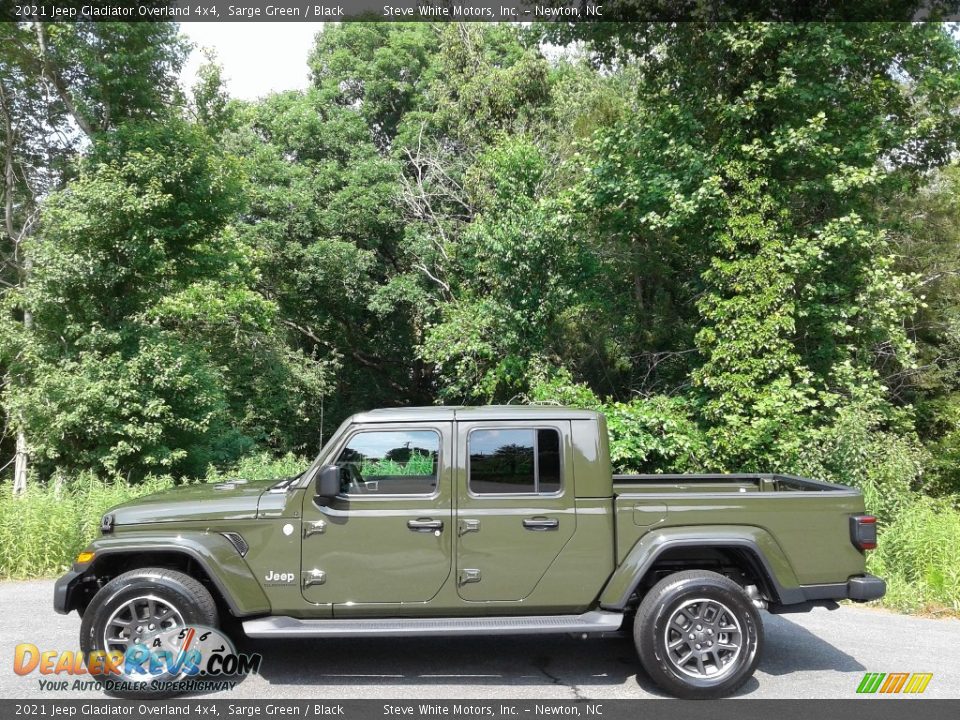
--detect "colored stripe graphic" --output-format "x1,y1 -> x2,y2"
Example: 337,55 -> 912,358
857,673 -> 885,693
857,672 -> 932,694
903,673 -> 933,694
880,673 -> 909,693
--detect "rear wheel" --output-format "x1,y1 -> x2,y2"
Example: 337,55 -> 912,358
633,570 -> 762,699
79,568 -> 218,699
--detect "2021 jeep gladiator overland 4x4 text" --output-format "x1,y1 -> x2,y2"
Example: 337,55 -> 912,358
55,406 -> 885,698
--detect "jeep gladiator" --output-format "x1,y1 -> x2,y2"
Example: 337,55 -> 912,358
54,406 -> 885,698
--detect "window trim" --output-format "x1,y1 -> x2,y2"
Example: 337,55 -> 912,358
333,427 -> 443,499
466,425 -> 564,498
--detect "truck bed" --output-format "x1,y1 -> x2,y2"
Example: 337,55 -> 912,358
611,473 -> 866,586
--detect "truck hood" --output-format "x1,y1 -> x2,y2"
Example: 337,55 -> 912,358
107,478 -> 280,526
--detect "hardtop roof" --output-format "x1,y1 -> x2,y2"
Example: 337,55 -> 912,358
348,405 -> 604,423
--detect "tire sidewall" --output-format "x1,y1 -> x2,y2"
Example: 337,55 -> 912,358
80,570 -> 217,697
636,574 -> 763,699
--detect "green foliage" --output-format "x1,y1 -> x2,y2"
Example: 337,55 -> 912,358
361,451 -> 434,477
204,451 -> 309,483
1,120 -> 330,478
5,21 -> 960,614
0,474 -> 175,579
225,87 -> 418,435
868,497 -> 960,613
530,370 -> 709,474
781,400 -> 925,522
309,23 -> 437,147
420,139 -> 593,402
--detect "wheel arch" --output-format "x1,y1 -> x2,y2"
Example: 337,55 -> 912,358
61,532 -> 270,618
599,525 -> 805,610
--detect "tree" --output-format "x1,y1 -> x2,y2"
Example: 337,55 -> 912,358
308,23 -> 437,149
420,139 -> 591,401
2,120 -> 329,479
1,21 -> 188,488
556,23 -> 960,469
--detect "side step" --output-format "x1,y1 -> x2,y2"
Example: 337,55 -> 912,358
242,610 -> 624,638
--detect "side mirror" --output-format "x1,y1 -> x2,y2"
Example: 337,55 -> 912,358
315,464 -> 341,500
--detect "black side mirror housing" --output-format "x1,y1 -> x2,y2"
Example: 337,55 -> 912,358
315,464 -> 341,500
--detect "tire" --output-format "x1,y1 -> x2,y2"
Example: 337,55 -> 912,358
80,567 -> 218,699
633,570 -> 762,699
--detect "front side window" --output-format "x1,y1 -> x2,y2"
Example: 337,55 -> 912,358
335,430 -> 439,496
468,428 -> 561,495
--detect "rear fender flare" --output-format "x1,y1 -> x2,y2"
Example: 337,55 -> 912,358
598,525 -> 804,609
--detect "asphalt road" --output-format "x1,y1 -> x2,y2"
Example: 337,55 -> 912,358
1,579 -> 958,700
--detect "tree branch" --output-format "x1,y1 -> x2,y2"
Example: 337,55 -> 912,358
32,22 -> 96,139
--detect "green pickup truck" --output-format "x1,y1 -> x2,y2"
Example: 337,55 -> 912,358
55,406 -> 884,699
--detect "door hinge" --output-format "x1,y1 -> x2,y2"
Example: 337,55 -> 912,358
302,569 -> 327,588
458,519 -> 481,536
303,520 -> 327,538
458,568 -> 481,586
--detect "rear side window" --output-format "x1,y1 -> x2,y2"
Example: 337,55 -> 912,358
335,430 -> 439,495
468,428 -> 561,495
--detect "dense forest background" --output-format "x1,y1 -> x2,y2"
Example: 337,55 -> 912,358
1,21 -> 960,611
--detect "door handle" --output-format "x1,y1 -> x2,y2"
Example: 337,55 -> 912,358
523,517 -> 559,531
407,518 -> 444,533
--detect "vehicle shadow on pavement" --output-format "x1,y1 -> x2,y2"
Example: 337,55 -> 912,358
232,634 -> 639,690
217,615 -> 862,697
758,613 -> 865,676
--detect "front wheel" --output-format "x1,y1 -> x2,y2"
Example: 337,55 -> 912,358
79,567 -> 219,699
633,570 -> 763,699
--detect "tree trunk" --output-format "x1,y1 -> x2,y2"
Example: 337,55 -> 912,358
1,76 -> 31,494
12,430 -> 28,494
32,22 -> 95,139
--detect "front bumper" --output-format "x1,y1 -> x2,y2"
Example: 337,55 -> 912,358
53,567 -> 85,615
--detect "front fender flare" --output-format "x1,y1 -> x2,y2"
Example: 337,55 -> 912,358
598,525 -> 804,609
65,531 -> 270,617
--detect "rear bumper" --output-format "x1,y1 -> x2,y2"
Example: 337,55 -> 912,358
770,573 -> 886,613
800,573 -> 886,603
844,574 -> 887,602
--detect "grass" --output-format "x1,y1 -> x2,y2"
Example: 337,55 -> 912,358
0,474 -> 175,579
360,451 -> 435,477
0,452 -> 308,579
867,497 -> 960,615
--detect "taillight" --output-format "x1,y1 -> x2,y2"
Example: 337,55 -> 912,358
850,514 -> 877,551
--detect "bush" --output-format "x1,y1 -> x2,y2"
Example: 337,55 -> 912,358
781,403 -> 924,524
529,369 -> 709,473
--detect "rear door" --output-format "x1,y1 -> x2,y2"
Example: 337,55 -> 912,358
455,420 -> 575,602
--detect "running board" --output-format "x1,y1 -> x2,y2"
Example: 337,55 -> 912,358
242,610 -> 623,638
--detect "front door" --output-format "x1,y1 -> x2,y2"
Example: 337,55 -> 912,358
455,420 -> 576,602
300,422 -> 453,608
